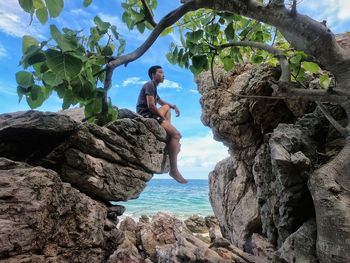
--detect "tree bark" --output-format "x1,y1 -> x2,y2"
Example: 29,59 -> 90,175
308,136 -> 350,262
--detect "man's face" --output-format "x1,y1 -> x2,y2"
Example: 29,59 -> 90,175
153,68 -> 165,83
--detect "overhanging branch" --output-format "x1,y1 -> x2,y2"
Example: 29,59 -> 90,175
109,0 -> 198,69
317,102 -> 350,137
271,82 -> 348,104
210,41 -> 290,82
141,0 -> 157,27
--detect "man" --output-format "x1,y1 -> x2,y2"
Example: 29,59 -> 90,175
136,65 -> 188,184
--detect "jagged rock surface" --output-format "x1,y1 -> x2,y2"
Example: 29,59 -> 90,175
112,212 -> 264,263
0,158 -> 123,262
0,110 -> 168,202
198,64 -> 345,262
0,110 -> 170,262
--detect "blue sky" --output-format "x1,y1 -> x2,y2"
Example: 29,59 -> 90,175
0,0 -> 349,179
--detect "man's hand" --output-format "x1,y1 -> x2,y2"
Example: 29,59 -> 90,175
173,105 -> 180,117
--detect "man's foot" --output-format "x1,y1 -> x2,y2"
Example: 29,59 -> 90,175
169,170 -> 188,184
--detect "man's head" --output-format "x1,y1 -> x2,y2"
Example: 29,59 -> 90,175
148,65 -> 164,83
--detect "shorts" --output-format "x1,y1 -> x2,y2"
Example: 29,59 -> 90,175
143,113 -> 164,124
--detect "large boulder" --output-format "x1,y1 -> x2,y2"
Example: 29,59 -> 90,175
198,61 -> 347,262
197,64 -> 320,259
0,110 -> 169,202
0,158 -> 123,262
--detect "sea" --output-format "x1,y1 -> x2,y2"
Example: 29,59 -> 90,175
116,179 -> 213,220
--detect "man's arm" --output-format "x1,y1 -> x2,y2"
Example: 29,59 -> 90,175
146,95 -> 165,119
157,98 -> 180,117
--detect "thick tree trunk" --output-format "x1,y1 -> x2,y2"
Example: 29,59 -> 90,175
308,137 -> 350,262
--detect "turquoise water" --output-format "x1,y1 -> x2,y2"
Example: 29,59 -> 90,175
117,179 -> 213,219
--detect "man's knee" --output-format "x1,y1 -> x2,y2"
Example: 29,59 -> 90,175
162,104 -> 170,112
163,104 -> 170,111
173,131 -> 181,140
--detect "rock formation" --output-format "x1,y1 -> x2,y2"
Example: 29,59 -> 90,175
198,63 -> 345,262
0,109 -> 259,263
0,110 -> 169,262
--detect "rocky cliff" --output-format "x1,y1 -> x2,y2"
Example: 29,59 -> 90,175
0,109 -> 170,262
0,109 -> 263,263
198,64 -> 345,262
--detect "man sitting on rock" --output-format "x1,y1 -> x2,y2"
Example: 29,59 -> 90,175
136,65 -> 187,184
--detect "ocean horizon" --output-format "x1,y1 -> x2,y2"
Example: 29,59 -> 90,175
116,178 -> 214,220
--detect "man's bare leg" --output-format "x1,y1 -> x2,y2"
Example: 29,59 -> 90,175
161,120 -> 187,184
159,105 -> 171,122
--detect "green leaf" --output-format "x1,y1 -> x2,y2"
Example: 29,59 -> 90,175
17,86 -> 26,103
302,61 -> 320,74
71,76 -> 94,100
192,55 -> 208,72
45,0 -> 63,17
136,22 -> 146,34
42,71 -> 63,86
224,22 -> 235,41
26,85 -> 45,108
186,30 -> 203,43
160,26 -> 173,37
33,0 -> 44,8
94,16 -> 111,33
27,51 -> 46,65
205,24 -> 220,36
19,0 -> 34,13
320,74 -> 331,89
36,7 -> 48,24
117,39 -> 126,56
85,98 -> 102,118
252,54 -> 264,64
102,45 -> 113,56
45,49 -> 83,80
62,89 -> 76,109
50,25 -> 79,52
110,25 -> 119,40
221,56 -> 234,71
16,71 -> 34,88
22,35 -> 39,54
83,0 -> 92,7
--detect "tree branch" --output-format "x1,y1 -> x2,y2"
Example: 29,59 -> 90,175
141,0 -> 157,27
271,82 -> 348,104
317,102 -> 350,137
205,0 -> 349,88
109,0 -> 198,69
268,0 -> 285,8
209,41 -> 290,82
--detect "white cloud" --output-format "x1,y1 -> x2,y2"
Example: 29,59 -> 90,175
159,79 -> 182,90
189,89 -> 198,94
0,42 -> 7,58
122,77 -> 181,90
122,77 -> 147,87
178,132 -> 229,169
0,0 -> 43,38
299,0 -> 350,31
0,84 -> 17,96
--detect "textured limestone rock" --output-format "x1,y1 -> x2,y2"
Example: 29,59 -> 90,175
0,109 -> 171,262
0,110 -> 169,202
198,64 -> 320,259
0,158 -> 122,262
184,215 -> 209,233
209,156 -> 260,249
273,219 -> 317,263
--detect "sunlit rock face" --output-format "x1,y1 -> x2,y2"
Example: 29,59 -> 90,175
198,63 -> 346,262
0,109 -> 169,262
0,110 -> 169,203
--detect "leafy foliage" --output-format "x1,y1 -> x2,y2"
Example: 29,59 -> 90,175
17,10 -> 123,123
17,0 -> 332,126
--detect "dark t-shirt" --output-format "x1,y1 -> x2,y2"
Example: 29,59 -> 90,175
136,80 -> 160,116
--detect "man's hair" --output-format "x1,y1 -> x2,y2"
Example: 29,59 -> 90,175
148,65 -> 162,79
